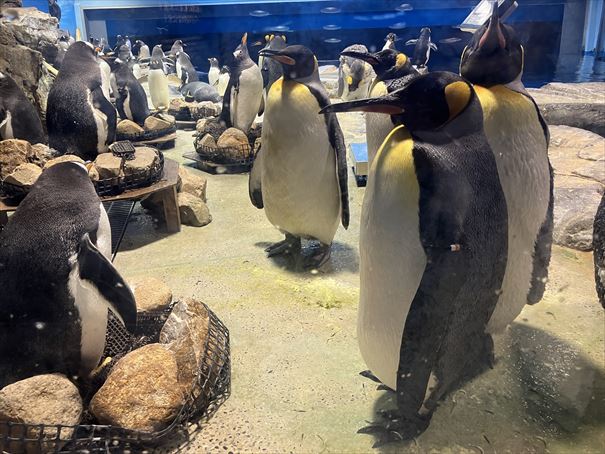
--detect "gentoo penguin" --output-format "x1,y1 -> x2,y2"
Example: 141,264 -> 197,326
321,72 -> 508,443
117,43 -> 133,62
136,39 -> 150,62
250,45 -> 349,267
406,27 -> 437,71
260,35 -> 286,95
176,51 -> 199,86
460,2 -> 553,333
0,162 -> 137,388
124,35 -> 132,50
217,65 -> 230,97
338,44 -> 375,101
0,72 -> 46,144
47,42 -> 117,160
148,45 -> 170,111
168,39 -> 185,59
113,60 -> 150,125
594,193 -> 605,308
180,82 -> 220,103
208,57 -> 220,87
219,33 -> 263,133
113,35 -> 125,54
55,34 -> 70,68
382,32 -> 398,51
339,48 -> 419,165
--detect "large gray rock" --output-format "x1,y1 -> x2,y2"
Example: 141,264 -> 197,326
0,374 -> 83,453
0,7 -> 60,63
553,187 -> 603,251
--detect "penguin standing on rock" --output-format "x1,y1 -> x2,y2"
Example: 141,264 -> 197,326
338,44 -> 375,101
250,45 -> 349,267
148,45 -> 170,111
0,162 -> 137,388
321,72 -> 508,444
382,33 -> 398,51
406,27 -> 437,72
176,51 -> 199,86
460,2 -> 553,332
0,72 -> 46,144
113,60 -> 150,125
208,57 -> 220,87
219,33 -> 263,133
47,42 -> 117,160
339,48 -> 419,165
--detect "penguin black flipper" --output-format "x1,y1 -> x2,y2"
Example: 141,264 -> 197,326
78,233 -> 137,331
249,147 -> 264,209
219,78 -> 235,128
337,64 -> 344,98
307,81 -> 350,229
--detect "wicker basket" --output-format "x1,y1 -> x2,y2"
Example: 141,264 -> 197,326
0,303 -> 230,453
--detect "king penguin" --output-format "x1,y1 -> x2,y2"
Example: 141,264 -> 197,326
0,162 -> 137,388
250,45 -> 349,267
460,2 -> 553,333
260,34 -> 286,95
208,57 -> 220,87
338,44 -> 375,101
339,48 -> 419,166
176,51 -> 199,87
219,33 -> 263,133
0,71 -> 46,144
321,71 -> 508,443
47,41 -> 117,161
406,27 -> 437,72
148,44 -> 170,111
113,59 -> 150,125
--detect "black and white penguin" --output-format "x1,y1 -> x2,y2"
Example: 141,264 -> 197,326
460,2 -> 553,333
0,72 -> 46,144
217,65 -> 230,97
136,39 -> 150,62
339,48 -> 419,165
168,39 -> 185,59
260,34 -> 286,95
176,51 -> 198,87
48,0 -> 61,23
148,44 -> 170,111
382,32 -> 398,51
219,33 -> 263,133
124,35 -> 132,51
338,44 -> 375,101
250,45 -> 349,267
594,193 -> 605,308
180,82 -> 220,103
208,58 -> 220,88
406,27 -> 438,71
113,60 -> 150,125
0,162 -> 137,388
321,72 -> 508,443
113,34 -> 125,54
47,41 -> 117,161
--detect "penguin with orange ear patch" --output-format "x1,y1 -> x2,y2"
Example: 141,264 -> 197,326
321,72 -> 508,444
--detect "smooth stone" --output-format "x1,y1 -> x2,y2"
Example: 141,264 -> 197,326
3,163 -> 41,187
178,166 -> 207,202
177,192 -> 212,227
131,276 -> 173,313
0,139 -> 30,179
41,154 -> 83,170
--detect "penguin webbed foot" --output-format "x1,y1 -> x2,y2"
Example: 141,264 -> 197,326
360,370 -> 382,383
303,242 -> 331,269
265,234 -> 301,257
358,409 -> 430,448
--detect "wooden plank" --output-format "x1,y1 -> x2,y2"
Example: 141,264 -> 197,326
161,185 -> 181,233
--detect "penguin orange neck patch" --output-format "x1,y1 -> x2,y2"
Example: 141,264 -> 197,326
395,53 -> 407,68
444,81 -> 471,121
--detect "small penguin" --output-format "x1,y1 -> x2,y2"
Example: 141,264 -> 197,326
321,71 -> 508,443
113,34 -> 125,53
0,162 -> 137,388
180,82 -> 220,103
219,33 -> 263,133
48,0 -> 61,23
594,193 -> 605,308
55,34 -> 70,68
406,27 -> 437,71
136,39 -> 150,62
340,47 -> 419,165
250,45 -> 349,267
148,44 -> 170,111
338,44 -> 375,101
117,43 -> 133,62
168,39 -> 185,59
208,57 -> 220,87
0,72 -> 46,144
382,32 -> 398,51
176,51 -> 199,86
113,60 -> 150,125
47,42 -> 117,160
124,35 -> 132,50
460,2 -> 553,333
217,65 -> 230,97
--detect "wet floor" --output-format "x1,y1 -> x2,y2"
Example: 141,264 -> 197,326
115,118 -> 604,453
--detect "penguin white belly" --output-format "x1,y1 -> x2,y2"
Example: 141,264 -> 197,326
231,65 -> 263,132
261,80 -> 340,245
209,68 -> 219,87
218,75 -> 229,97
87,89 -> 109,154
110,73 -> 119,99
358,126 -> 425,390
0,111 -> 13,139
99,60 -> 112,101
176,60 -> 182,80
475,86 -> 550,333
366,81 -> 392,166
149,69 -> 169,110
124,90 -> 133,121
132,63 -> 142,80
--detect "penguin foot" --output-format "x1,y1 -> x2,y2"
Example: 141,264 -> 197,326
304,243 -> 331,269
360,370 -> 382,384
377,384 -> 395,392
358,411 -> 429,448
265,235 -> 301,257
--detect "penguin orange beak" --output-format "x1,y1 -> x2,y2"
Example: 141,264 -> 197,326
478,1 -> 506,51
319,93 -> 404,115
340,51 -> 380,67
241,32 -> 248,45
259,49 -> 295,65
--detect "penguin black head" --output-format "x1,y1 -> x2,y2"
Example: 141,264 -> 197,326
340,48 -> 415,81
63,40 -> 97,65
420,27 -> 431,37
385,33 -> 397,43
220,65 -> 230,74
259,45 -> 317,80
460,1 -> 523,86
320,71 -> 474,133
209,57 -> 219,65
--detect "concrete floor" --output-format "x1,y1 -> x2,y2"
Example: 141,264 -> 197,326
114,117 -> 604,453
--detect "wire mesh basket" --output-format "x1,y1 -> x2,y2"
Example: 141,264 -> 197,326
169,102 -> 220,122
116,122 -> 177,142
0,302 -> 230,453
193,132 -> 260,174
93,147 -> 165,197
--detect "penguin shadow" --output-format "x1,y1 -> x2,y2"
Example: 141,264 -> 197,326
363,324 -> 605,452
114,207 -> 174,252
254,240 -> 359,275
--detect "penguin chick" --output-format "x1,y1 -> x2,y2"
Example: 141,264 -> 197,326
251,45 -> 349,268
338,44 -> 375,101
460,1 -> 553,332
321,72 -> 507,444
0,162 -> 137,388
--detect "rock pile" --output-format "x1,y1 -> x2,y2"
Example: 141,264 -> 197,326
116,113 -> 176,137
0,139 -> 55,181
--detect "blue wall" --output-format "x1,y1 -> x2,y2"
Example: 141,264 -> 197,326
23,0 -> 77,35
